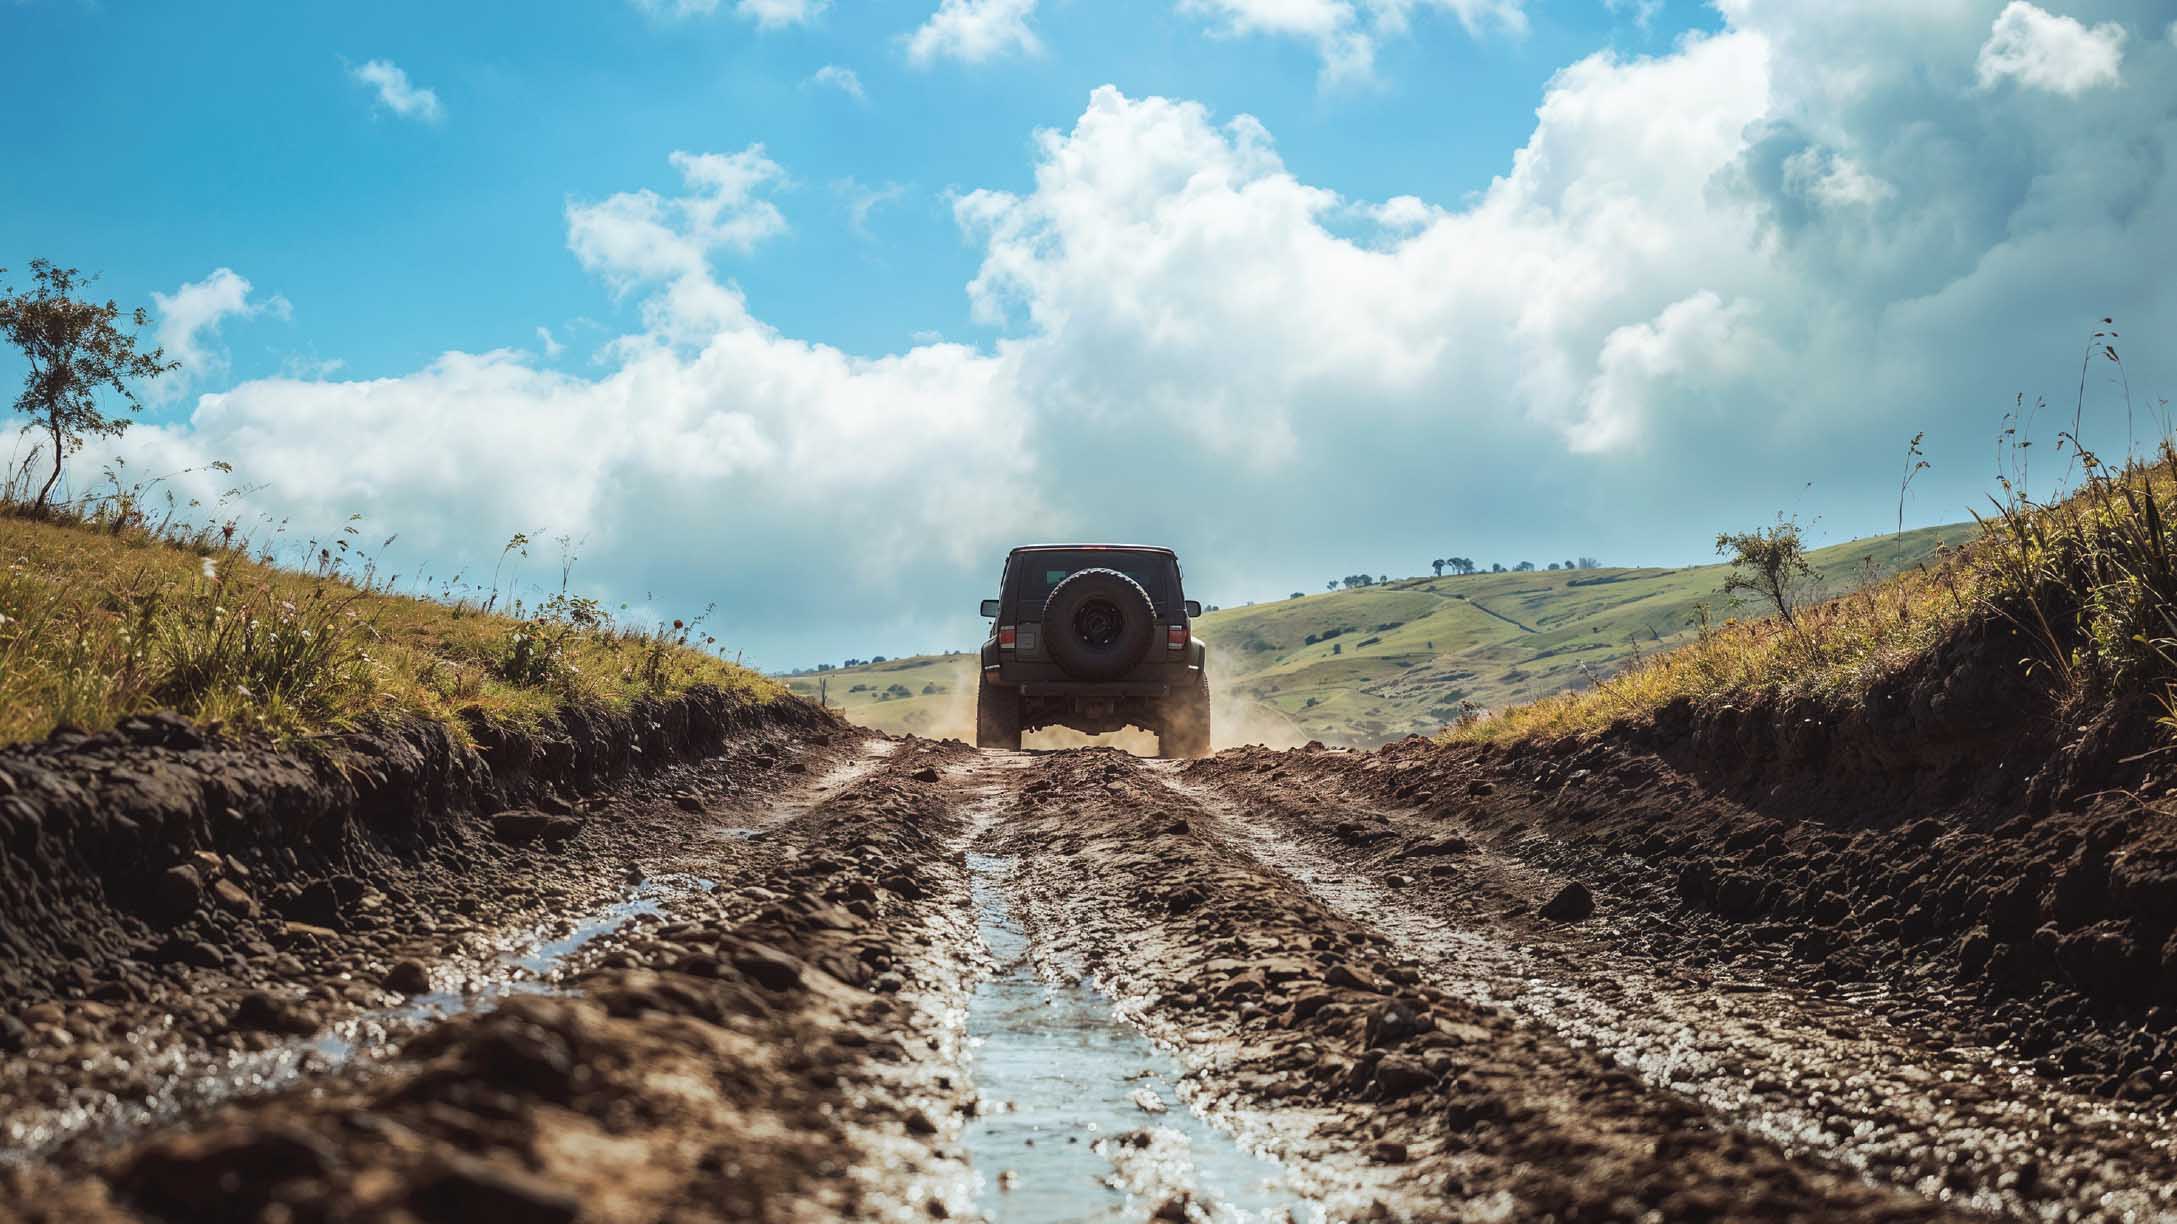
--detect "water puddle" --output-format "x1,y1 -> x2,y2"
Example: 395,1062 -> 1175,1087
962,851 -> 1314,1223
1,873 -> 713,1164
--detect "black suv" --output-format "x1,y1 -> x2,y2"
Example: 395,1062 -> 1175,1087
975,545 -> 1211,756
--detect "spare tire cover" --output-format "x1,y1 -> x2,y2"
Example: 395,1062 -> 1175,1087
1042,567 -> 1156,681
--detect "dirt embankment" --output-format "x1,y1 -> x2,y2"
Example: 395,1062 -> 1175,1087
1250,617 -> 2177,1102
3,736 -> 983,1222
0,690 -> 831,1007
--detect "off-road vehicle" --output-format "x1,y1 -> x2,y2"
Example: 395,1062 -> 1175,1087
975,544 -> 1210,756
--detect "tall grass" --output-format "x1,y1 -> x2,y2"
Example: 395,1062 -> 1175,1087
1456,339 -> 2177,745
0,457 -> 778,744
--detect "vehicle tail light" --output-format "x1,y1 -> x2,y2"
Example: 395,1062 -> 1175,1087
999,625 -> 1018,649
1167,625 -> 1188,650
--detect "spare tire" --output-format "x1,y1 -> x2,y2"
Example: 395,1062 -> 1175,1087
1042,568 -> 1156,681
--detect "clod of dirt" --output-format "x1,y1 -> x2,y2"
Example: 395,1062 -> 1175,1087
1372,1052 -> 1437,1098
1364,1001 -> 1425,1049
156,864 -> 204,918
230,990 -> 316,1036
1539,881 -> 1595,923
731,944 -> 805,991
406,1150 -> 581,1224
490,809 -> 585,847
911,766 -> 942,783
118,1123 -> 336,1217
384,958 -> 432,996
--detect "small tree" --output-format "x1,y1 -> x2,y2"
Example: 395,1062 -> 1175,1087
1716,517 -> 1813,626
1513,560 -> 1535,572
0,261 -> 177,511
1431,558 -> 1445,577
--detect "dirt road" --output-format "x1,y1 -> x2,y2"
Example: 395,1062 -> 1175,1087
3,724 -> 2174,1221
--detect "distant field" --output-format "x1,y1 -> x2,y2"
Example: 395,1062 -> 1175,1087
782,523 -> 1975,747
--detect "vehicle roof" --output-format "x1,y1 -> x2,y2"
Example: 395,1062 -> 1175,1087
1008,543 -> 1177,556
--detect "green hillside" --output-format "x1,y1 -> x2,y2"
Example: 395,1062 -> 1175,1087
782,523 -> 1975,747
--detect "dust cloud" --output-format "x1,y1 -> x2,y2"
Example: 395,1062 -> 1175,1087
823,646 -> 1308,754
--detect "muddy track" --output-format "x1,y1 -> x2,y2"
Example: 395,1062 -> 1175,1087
5,731 -> 2177,1220
1176,751 -> 2177,1220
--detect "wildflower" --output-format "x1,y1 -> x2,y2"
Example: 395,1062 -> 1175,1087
200,557 -> 220,582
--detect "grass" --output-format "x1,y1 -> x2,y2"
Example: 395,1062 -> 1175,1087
781,524 -> 1971,746
0,493 -> 783,746
1452,442 -> 2177,746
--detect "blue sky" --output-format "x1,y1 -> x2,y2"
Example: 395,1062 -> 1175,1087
4,1 -> 2175,668
4,1 -> 1712,375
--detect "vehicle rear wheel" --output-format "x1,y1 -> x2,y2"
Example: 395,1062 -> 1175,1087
1157,671 -> 1212,759
976,674 -> 1022,750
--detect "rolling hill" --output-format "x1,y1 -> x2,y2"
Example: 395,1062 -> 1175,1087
780,523 -> 1976,747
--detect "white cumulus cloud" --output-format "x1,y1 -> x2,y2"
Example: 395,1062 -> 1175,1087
565,146 -> 789,342
907,0 -> 1041,66
1975,1 -> 2126,95
1179,0 -> 1528,81
150,269 -> 289,402
628,0 -> 827,24
350,59 -> 444,123
808,64 -> 866,101
110,2 -> 2177,666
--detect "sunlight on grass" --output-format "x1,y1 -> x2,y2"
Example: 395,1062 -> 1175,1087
1452,442 -> 2177,745
0,503 -> 784,746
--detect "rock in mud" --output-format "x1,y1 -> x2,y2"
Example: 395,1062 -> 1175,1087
156,864 -> 204,918
211,877 -> 258,917
1365,1001 -> 1426,1049
490,809 -> 584,848
1540,881 -> 1596,922
910,766 -> 942,783
1373,1052 -> 1437,1098
231,990 -> 317,1036
384,958 -> 433,996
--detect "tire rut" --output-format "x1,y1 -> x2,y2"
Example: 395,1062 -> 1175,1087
1170,755 -> 2177,1222
0,736 -> 985,1223
986,747 -> 1953,1222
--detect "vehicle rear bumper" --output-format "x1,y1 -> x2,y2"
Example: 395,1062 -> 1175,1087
1017,680 -> 1170,698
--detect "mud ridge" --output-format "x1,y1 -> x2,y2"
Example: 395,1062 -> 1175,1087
0,736 -> 984,1222
0,689 -> 833,1006
989,748 -> 1953,1221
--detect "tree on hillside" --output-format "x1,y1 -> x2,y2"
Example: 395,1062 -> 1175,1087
1325,580 -> 1339,591
1562,559 -> 1576,571
1446,557 -> 1476,575
1490,562 -> 1506,573
1546,562 -> 1561,571
0,260 -> 178,511
1577,556 -> 1601,569
1717,517 -> 1813,627
1289,591 -> 1304,599
1513,561 -> 1536,572
1431,558 -> 1445,577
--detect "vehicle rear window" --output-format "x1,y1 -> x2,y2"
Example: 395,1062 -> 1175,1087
1011,551 -> 1177,616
